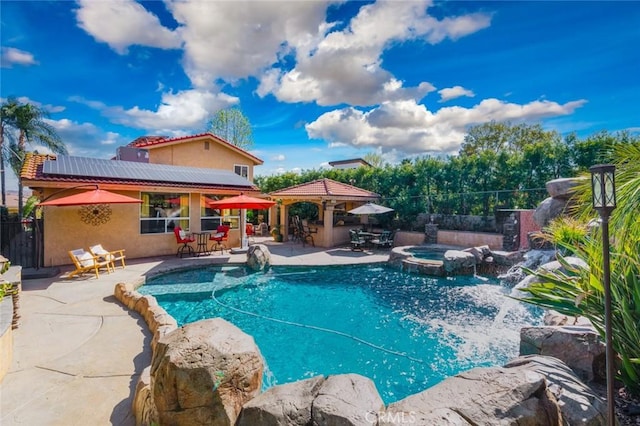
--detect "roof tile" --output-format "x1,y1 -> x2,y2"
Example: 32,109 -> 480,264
269,178 -> 379,198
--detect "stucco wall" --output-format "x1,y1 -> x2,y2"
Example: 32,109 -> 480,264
437,230 -> 503,250
148,139 -> 256,181
518,210 -> 540,250
42,191 -> 242,267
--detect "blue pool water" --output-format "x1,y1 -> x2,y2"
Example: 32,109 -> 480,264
407,248 -> 446,261
140,264 -> 542,403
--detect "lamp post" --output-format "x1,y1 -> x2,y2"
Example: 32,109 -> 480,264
589,164 -> 617,426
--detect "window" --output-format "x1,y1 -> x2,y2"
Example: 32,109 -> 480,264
201,195 -> 240,231
204,141 -> 210,150
234,164 -> 249,178
140,192 -> 189,234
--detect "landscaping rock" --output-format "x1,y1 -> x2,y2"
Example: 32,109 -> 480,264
312,374 -> 384,426
384,364 -> 561,425
520,326 -> 606,382
491,249 -> 524,266
151,318 -> 263,426
247,244 -> 271,271
237,376 -> 325,426
533,197 -> 569,227
505,355 -> 606,425
443,250 -> 476,274
132,366 -> 158,426
546,177 -> 582,200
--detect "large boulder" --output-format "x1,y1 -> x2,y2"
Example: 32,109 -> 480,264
533,197 -> 569,227
443,250 -> 476,274
520,326 -> 606,382
132,366 -> 158,426
312,374 -> 385,425
247,244 -> 271,271
546,178 -> 582,200
505,356 -> 606,426
383,363 -> 561,425
237,376 -> 325,426
151,318 -> 263,426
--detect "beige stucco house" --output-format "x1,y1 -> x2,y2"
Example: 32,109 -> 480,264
21,133 -> 264,267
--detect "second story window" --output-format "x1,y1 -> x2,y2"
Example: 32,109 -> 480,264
234,164 -> 248,178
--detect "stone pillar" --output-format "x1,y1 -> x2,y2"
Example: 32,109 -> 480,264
425,223 -> 438,244
502,214 -> 519,251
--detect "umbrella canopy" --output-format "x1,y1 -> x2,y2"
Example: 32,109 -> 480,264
206,193 -> 276,210
348,202 -> 394,215
207,193 -> 276,250
38,189 -> 143,206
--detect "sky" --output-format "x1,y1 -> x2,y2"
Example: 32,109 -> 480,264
1,0 -> 639,192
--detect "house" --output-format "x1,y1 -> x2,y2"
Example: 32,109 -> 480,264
21,133 -> 265,267
328,158 -> 372,170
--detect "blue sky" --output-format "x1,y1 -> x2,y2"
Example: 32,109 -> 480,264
2,1 -> 639,192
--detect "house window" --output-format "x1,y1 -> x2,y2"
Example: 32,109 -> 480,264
140,192 -> 189,234
234,164 -> 249,178
204,141 -> 210,150
201,195 -> 240,231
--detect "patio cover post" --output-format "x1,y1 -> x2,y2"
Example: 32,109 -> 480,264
323,202 -> 335,247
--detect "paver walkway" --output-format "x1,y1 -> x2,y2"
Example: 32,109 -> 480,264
0,239 -> 390,425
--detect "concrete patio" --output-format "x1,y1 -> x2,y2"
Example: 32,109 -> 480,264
0,239 -> 390,425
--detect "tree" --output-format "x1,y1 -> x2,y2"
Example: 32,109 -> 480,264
363,152 -> 385,168
207,107 -> 253,149
0,97 -> 20,206
10,101 -> 67,218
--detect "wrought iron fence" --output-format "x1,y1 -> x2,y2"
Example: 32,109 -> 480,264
0,216 -> 42,269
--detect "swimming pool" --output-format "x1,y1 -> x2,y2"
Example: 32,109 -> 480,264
140,264 -> 542,403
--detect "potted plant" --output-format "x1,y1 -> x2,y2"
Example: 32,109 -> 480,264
270,225 -> 283,242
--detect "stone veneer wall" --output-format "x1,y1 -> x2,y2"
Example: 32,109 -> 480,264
0,297 -> 13,382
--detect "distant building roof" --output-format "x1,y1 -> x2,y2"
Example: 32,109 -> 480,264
328,158 -> 372,168
127,132 -> 264,165
269,178 -> 378,200
21,153 -> 258,192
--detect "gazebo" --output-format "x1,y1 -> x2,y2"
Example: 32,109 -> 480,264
268,178 -> 380,247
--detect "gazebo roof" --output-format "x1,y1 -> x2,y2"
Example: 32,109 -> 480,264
269,178 -> 379,200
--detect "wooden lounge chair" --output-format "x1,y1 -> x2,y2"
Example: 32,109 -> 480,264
67,248 -> 112,279
89,244 -> 126,270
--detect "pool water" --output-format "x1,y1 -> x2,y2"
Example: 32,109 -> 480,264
140,264 -> 542,403
407,248 -> 446,261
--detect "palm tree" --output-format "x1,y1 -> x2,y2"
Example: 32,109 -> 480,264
11,101 -> 67,218
0,97 -> 20,206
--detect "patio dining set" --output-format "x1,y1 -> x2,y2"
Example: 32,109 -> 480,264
349,229 -> 394,251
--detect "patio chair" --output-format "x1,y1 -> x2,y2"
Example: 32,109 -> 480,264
255,222 -> 268,236
173,226 -> 195,258
349,229 -> 366,251
209,225 -> 230,254
89,244 -> 126,270
371,230 -> 393,249
67,248 -> 112,279
246,223 -> 256,245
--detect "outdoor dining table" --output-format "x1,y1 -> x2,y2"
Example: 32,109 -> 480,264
192,232 -> 212,256
359,232 -> 381,249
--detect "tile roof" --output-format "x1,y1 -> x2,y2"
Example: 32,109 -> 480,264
127,132 -> 264,165
21,153 -> 258,192
269,178 -> 379,199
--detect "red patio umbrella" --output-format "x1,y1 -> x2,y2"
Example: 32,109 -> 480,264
38,189 -> 143,206
207,193 -> 276,249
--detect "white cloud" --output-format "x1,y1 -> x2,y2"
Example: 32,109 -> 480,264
271,154 -> 286,161
46,118 -> 129,157
439,86 -> 475,102
306,98 -> 587,155
0,47 -> 38,68
260,0 -> 490,106
75,0 -> 181,54
72,89 -> 238,133
167,0 -> 331,88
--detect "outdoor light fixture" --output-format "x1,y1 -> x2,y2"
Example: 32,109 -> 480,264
590,164 -> 617,426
